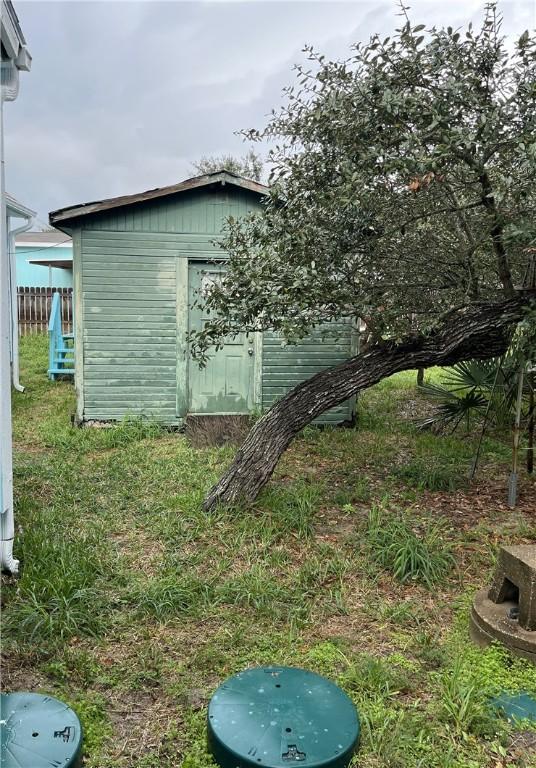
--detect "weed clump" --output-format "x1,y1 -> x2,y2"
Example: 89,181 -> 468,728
3,511 -> 107,643
366,506 -> 455,587
392,456 -> 463,491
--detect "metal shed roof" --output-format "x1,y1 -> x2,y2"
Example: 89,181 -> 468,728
15,230 -> 71,246
49,171 -> 268,227
27,258 -> 72,269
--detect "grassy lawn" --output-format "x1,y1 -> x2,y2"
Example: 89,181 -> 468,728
3,334 -> 536,768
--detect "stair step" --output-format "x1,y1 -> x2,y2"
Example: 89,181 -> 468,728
62,333 -> 74,340
56,349 -> 74,355
48,368 -> 74,375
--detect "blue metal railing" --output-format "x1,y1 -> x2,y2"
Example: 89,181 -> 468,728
48,292 -> 74,380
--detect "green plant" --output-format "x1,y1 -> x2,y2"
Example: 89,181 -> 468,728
65,693 -> 112,761
41,414 -> 163,453
419,385 -> 489,433
7,586 -> 103,642
419,357 -> 532,434
43,649 -> 103,686
392,457 -> 463,492
437,661 -> 498,737
376,600 -> 427,627
258,480 -> 319,538
412,631 -> 446,669
343,653 -> 412,698
367,507 -> 455,587
3,516 -> 107,643
217,565 -> 307,623
449,629 -> 536,698
181,709 -> 217,768
191,149 -> 263,182
305,641 -> 348,674
132,574 -> 214,620
7,334 -> 534,768
190,5 -> 536,511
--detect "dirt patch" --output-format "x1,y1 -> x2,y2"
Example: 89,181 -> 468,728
102,688 -> 183,766
110,527 -> 165,577
506,730 -> 536,767
92,618 -> 224,670
12,441 -> 47,456
413,474 -> 536,526
1,654 -> 50,691
397,396 -> 437,422
185,415 -> 251,447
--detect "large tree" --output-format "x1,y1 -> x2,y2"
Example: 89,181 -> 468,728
191,149 -> 264,181
191,4 -> 536,511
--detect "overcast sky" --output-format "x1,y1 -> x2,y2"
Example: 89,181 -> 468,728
6,0 -> 535,225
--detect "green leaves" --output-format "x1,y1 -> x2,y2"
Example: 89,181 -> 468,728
519,29 -> 530,48
190,149 -> 264,181
189,3 -> 536,358
417,355 -> 534,434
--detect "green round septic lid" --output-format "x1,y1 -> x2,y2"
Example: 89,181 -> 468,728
0,692 -> 83,768
207,667 -> 359,768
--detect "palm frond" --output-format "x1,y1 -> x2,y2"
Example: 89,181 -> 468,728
440,360 -> 498,392
418,390 -> 488,432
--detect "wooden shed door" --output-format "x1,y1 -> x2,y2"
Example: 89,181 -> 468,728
188,263 -> 255,414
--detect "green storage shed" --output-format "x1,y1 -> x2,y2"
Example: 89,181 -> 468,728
50,171 -> 356,426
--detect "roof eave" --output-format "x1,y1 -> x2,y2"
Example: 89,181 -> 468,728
49,172 -> 268,227
1,0 -> 31,66
6,193 -> 36,220
27,258 -> 73,269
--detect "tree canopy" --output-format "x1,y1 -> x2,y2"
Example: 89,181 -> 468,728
191,4 -> 536,362
191,149 -> 264,182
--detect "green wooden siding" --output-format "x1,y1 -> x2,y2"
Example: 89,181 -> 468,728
82,188 -> 260,234
262,323 -> 355,424
75,185 -> 355,425
81,230 -> 179,422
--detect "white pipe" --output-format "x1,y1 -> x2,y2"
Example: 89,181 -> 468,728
9,215 -> 35,392
1,6 -> 32,575
0,60 -> 20,103
0,72 -> 18,573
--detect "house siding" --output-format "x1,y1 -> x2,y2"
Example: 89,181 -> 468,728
15,246 -> 73,288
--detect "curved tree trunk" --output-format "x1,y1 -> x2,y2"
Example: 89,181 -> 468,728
203,296 -> 532,511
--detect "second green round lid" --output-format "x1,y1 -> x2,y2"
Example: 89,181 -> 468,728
207,666 -> 360,768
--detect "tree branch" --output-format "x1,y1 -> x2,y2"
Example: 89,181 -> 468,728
478,169 -> 515,298
203,293 -> 534,511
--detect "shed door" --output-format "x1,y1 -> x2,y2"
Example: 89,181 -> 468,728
188,263 -> 255,414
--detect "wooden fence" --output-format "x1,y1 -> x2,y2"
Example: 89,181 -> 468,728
18,287 -> 73,336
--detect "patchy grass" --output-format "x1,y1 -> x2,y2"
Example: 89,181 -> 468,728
2,336 -> 535,768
